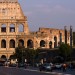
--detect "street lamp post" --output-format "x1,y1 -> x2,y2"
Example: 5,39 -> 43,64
70,26 -> 72,49
22,49 -> 24,64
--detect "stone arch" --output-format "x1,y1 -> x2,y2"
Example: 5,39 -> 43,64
10,24 -> 15,32
1,39 -> 6,48
27,39 -> 33,48
18,39 -> 24,47
1,24 -> 6,32
54,36 -> 57,48
49,41 -> 52,49
1,55 -> 6,59
9,39 -> 15,48
40,40 -> 45,47
18,24 -> 24,32
9,55 -> 16,59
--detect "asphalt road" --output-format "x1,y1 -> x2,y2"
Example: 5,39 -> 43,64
0,67 -> 55,75
0,66 -> 73,75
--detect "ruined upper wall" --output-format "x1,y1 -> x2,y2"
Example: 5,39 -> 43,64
0,0 -> 25,20
0,0 -> 18,3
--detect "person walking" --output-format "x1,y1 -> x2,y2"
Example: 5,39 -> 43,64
62,63 -> 67,72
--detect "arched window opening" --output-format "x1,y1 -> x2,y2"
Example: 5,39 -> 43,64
1,24 -> 6,32
18,39 -> 24,47
10,39 -> 15,48
1,55 -> 6,59
54,36 -> 57,48
27,39 -> 33,48
10,24 -> 15,32
40,40 -> 45,47
49,41 -> 52,49
2,8 -> 6,13
9,55 -> 16,59
18,24 -> 24,32
1,40 -> 6,48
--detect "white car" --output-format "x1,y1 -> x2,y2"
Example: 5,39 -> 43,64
55,63 -> 62,69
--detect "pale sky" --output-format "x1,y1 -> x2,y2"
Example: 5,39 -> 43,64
18,0 -> 75,31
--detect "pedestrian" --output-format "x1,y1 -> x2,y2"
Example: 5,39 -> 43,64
24,63 -> 27,69
62,63 -> 67,72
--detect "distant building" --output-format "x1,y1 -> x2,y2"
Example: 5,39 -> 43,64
0,0 -> 70,59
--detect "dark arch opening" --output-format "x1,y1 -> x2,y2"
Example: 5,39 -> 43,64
1,39 -> 6,48
1,55 -> 6,60
10,39 -> 15,48
54,36 -> 57,48
1,24 -> 6,32
40,40 -> 45,47
18,39 -> 24,47
10,24 -> 15,32
49,41 -> 52,49
27,39 -> 33,48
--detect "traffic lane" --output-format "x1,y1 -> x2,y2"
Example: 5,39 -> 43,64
0,67 -> 56,75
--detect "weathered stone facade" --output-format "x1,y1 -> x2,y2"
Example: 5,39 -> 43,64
0,0 -> 70,59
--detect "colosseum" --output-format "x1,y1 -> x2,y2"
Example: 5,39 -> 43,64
0,0 -> 70,60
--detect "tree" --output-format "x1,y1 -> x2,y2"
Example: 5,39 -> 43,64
15,46 -> 26,63
59,43 -> 72,61
14,46 -> 37,65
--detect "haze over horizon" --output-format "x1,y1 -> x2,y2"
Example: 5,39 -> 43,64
18,0 -> 75,31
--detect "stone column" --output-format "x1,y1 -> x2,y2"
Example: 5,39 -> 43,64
0,23 -> 1,33
15,23 -> 18,34
6,38 -> 9,59
6,23 -> 9,34
24,21 -> 29,34
0,39 -> 1,48
25,39 -> 27,48
52,36 -> 54,48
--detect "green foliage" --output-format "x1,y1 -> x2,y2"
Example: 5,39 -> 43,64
59,43 -> 72,61
14,46 -> 37,64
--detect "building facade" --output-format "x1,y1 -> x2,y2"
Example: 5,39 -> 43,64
0,0 -> 70,59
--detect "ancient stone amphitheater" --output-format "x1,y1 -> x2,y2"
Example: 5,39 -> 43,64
0,0 -> 70,59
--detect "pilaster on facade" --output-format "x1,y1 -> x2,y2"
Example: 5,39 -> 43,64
6,23 -> 9,34
0,23 -> 1,33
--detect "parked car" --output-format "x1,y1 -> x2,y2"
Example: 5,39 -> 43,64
18,63 -> 25,68
39,63 -> 53,71
55,63 -> 62,69
0,62 -> 4,66
9,63 -> 17,67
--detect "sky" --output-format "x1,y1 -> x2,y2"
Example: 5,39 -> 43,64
18,0 -> 75,31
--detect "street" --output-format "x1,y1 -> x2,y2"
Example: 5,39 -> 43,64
0,67 -> 54,75
0,66 -> 74,75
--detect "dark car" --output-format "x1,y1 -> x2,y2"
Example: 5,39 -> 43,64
9,63 -> 17,67
18,63 -> 25,68
0,63 -> 4,66
39,63 -> 53,71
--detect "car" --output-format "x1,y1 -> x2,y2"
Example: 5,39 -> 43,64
0,63 -> 4,66
39,63 -> 53,71
18,63 -> 27,68
9,63 -> 17,67
55,63 -> 62,69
